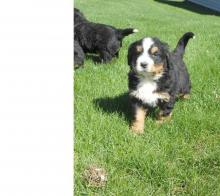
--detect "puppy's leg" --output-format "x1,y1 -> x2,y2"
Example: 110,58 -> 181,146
100,51 -> 113,63
157,111 -> 172,123
179,78 -> 191,100
179,93 -> 190,99
157,97 -> 175,123
130,100 -> 147,134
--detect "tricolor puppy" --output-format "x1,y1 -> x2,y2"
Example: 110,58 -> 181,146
127,32 -> 194,133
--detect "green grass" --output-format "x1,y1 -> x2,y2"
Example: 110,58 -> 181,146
74,0 -> 220,195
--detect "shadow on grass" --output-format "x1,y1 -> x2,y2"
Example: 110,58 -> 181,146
93,93 -> 132,123
93,93 -> 157,123
154,0 -> 220,16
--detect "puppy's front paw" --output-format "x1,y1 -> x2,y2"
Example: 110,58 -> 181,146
181,94 -> 190,99
130,122 -> 144,134
156,112 -> 172,124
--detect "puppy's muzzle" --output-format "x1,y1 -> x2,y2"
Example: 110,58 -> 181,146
140,63 -> 148,68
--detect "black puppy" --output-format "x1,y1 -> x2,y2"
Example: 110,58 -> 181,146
127,32 -> 195,133
74,40 -> 85,69
74,8 -> 138,63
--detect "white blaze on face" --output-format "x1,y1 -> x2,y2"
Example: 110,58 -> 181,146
136,38 -> 154,73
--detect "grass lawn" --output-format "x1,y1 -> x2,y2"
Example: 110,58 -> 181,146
74,0 -> 220,195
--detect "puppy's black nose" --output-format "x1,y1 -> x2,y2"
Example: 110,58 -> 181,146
140,63 -> 148,68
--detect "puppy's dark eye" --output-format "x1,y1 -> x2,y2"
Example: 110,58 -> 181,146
152,51 -> 159,57
150,46 -> 159,57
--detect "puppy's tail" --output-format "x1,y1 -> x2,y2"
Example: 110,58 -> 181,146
173,32 -> 195,58
117,28 -> 138,39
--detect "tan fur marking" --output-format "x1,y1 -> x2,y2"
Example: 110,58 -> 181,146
130,107 -> 147,134
136,45 -> 143,53
150,46 -> 159,54
179,94 -> 190,99
151,63 -> 164,75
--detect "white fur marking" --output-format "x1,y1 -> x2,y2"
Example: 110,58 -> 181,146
133,29 -> 139,33
130,77 -> 160,107
136,38 -> 154,73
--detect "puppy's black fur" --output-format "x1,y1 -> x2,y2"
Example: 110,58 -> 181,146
74,8 -> 138,63
74,40 -> 85,69
127,32 -> 194,132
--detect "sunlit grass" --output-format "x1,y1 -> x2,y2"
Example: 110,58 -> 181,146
74,0 -> 220,194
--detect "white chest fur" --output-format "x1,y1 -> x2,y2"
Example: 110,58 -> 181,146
130,78 -> 160,107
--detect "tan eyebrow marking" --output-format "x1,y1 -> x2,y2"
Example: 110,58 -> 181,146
136,45 -> 143,52
150,46 -> 159,54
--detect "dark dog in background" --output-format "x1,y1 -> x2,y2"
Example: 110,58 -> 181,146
127,32 -> 195,133
74,40 -> 85,69
74,8 -> 138,63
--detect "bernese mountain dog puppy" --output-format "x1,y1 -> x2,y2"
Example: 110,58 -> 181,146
127,32 -> 195,133
74,8 -> 138,63
74,40 -> 85,69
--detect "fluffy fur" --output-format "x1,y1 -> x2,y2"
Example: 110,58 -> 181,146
74,40 -> 85,69
127,32 -> 195,133
74,8 -> 138,63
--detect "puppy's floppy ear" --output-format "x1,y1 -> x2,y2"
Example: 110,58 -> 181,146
165,52 -> 171,69
161,42 -> 171,68
161,41 -> 169,53
127,40 -> 142,69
